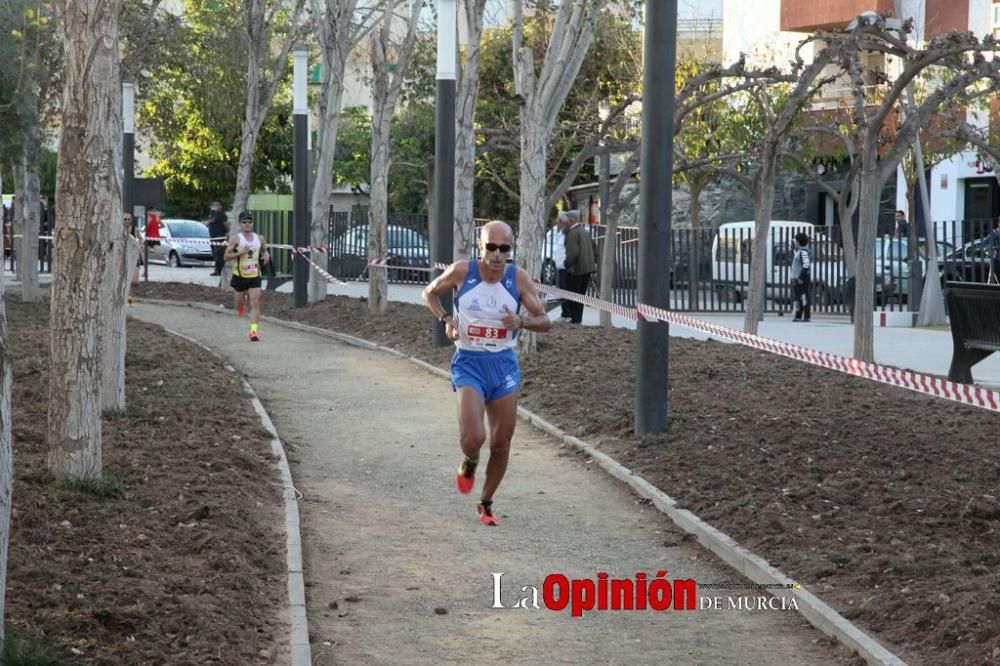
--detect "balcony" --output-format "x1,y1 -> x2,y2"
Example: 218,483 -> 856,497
780,0 -> 895,33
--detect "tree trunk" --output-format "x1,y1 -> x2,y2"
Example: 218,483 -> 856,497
102,234 -> 138,411
516,122 -> 548,352
48,0 -> 121,480
687,177 -> 705,229
308,64 -> 346,304
743,161 -> 776,335
852,157 -> 880,362
838,197 -> 858,279
367,110 -> 391,315
12,167 -> 24,283
0,176 -> 13,645
21,102 -> 42,303
454,0 -> 487,260
308,0 -> 357,303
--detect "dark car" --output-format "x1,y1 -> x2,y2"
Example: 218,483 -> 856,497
330,224 -> 430,281
940,237 -> 994,283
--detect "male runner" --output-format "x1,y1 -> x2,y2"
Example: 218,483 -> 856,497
224,211 -> 269,341
422,221 -> 552,525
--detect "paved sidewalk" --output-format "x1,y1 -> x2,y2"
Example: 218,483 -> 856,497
324,281 -> 1000,386
129,302 -> 858,665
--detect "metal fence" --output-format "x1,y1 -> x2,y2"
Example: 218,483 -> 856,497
263,208 -> 1000,316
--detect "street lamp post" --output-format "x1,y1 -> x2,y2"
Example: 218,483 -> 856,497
634,0 -> 677,435
293,46 -> 310,308
431,0 -> 457,347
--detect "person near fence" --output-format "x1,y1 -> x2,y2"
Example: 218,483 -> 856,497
893,210 -> 909,239
224,211 -> 270,341
791,232 -> 812,322
551,214 -> 571,320
207,201 -> 229,276
421,220 -> 553,526
562,210 -> 597,324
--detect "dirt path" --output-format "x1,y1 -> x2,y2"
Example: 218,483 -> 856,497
129,303 -> 858,665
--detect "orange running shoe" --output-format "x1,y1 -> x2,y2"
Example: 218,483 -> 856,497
477,501 -> 499,526
455,458 -> 477,494
237,304 -> 245,317
249,330 -> 260,342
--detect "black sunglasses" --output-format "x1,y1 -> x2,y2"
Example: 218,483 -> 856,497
484,242 -> 512,253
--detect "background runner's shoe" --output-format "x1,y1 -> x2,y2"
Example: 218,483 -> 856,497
249,330 -> 260,342
237,305 -> 245,317
477,502 -> 499,526
456,459 -> 476,494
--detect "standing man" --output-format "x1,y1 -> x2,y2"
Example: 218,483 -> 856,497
422,221 -> 553,526
224,211 -> 270,341
207,201 -> 229,276
562,210 -> 597,324
893,210 -> 909,239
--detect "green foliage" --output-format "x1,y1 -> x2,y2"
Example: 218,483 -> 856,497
57,474 -> 126,500
139,0 -> 294,217
332,104 -> 434,214
1,625 -> 79,666
471,14 -> 643,220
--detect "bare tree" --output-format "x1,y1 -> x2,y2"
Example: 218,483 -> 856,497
232,0 -> 308,215
367,0 -> 422,314
48,0 -> 122,479
842,17 -> 1000,360
511,0 -> 603,349
308,0 -> 380,302
453,0 -> 487,260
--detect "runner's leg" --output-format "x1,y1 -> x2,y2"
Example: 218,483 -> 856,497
481,391 -> 518,501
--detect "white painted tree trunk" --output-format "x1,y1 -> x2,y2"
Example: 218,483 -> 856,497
454,0 -> 487,260
102,235 -> 139,411
308,0 -> 357,303
48,0 -> 122,480
511,0 -> 602,351
368,109 -> 392,314
0,173 -> 13,645
366,0 -> 422,316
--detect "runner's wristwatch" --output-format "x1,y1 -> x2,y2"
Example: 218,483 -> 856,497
439,313 -> 452,324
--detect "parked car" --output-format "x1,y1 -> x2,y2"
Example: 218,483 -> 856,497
711,220 -> 816,301
145,219 -> 214,267
330,224 -> 430,280
939,237 -> 994,283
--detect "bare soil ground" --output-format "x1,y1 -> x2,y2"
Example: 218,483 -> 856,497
135,281 -> 1000,666
4,298 -> 286,665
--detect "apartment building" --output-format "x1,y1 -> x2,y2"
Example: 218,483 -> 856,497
723,0 -> 999,235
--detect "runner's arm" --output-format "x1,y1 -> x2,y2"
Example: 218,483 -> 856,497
223,237 -> 242,261
422,261 -> 468,324
505,268 -> 552,333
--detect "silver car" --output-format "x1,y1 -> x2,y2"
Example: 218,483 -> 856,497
145,219 -> 215,267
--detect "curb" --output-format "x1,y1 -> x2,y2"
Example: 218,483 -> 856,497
142,299 -> 905,666
157,325 -> 312,666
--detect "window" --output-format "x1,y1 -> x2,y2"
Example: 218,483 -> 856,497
993,3 -> 1000,39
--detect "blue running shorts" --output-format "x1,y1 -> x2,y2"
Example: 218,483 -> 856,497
451,349 -> 521,402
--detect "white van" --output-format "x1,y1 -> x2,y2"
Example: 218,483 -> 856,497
711,220 -> 815,300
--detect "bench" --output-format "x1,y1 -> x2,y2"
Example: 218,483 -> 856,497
944,281 -> 1000,383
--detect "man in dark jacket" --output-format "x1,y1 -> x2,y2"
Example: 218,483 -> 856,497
562,210 -> 597,323
207,201 -> 229,275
